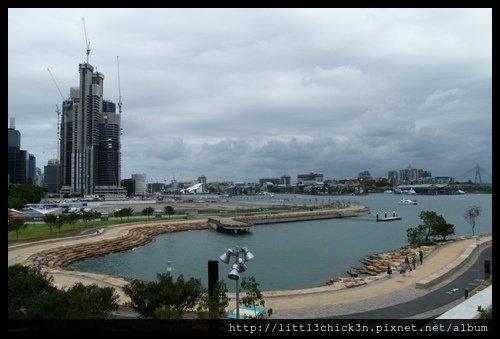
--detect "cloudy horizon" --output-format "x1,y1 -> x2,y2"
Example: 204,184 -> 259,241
8,8 -> 492,184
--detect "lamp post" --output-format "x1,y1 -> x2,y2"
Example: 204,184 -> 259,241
476,236 -> 480,281
220,246 -> 254,320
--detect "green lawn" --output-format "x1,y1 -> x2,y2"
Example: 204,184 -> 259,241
7,216 -> 184,245
8,205 -> 313,245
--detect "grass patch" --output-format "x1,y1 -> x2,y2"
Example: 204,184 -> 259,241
7,216 -> 186,245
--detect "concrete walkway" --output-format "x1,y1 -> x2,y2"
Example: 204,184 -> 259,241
8,223 -> 491,317
266,236 -> 491,318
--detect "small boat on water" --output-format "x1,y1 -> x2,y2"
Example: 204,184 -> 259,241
384,190 -> 393,194
398,197 -> 418,205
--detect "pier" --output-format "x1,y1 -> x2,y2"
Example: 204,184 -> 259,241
207,217 -> 253,233
376,211 -> 402,222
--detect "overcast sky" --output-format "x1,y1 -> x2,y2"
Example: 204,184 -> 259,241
8,8 -> 492,184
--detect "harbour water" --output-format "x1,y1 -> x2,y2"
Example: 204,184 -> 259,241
69,193 -> 491,291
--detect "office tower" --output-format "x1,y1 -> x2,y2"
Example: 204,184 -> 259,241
8,119 -> 28,184
60,61 -> 121,195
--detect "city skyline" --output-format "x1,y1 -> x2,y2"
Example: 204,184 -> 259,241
8,8 -> 492,183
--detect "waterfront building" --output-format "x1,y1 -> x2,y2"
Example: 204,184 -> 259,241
388,170 -> 398,184
280,175 -> 291,186
358,170 -> 372,180
434,176 -> 455,185
297,172 -> 323,184
399,165 -> 432,184
259,178 -> 280,186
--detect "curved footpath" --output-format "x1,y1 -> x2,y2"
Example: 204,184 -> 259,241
266,238 -> 491,318
8,216 -> 491,317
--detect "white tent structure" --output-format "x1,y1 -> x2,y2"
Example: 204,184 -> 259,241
181,183 -> 205,194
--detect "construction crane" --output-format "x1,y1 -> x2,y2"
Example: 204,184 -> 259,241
82,17 -> 91,64
47,68 -> 64,100
47,68 -> 65,161
117,56 -> 122,114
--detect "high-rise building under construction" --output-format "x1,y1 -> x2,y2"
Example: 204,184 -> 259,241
59,62 -> 121,196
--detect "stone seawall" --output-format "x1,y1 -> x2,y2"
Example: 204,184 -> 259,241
26,221 -> 209,269
234,206 -> 369,225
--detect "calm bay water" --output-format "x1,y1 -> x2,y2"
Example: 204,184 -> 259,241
69,193 -> 491,291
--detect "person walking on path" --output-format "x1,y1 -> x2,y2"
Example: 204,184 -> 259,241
404,256 -> 412,276
400,260 -> 407,277
412,254 -> 417,270
386,264 -> 392,278
419,250 -> 423,265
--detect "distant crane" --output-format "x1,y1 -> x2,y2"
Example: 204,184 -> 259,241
117,56 -> 122,114
47,68 -> 65,100
47,68 -> 65,161
82,17 -> 91,64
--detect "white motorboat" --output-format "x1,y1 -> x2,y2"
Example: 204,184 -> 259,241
398,197 -> 418,205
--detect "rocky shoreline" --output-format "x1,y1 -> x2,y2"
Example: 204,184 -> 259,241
325,243 -> 442,289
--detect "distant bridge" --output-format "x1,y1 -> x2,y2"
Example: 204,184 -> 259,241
459,165 -> 491,184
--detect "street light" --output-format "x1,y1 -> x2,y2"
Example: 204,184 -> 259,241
220,246 -> 254,320
476,236 -> 481,281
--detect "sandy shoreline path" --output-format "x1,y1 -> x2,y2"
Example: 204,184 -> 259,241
8,208 -> 491,313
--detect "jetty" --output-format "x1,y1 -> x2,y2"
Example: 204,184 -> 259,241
208,217 -> 253,233
376,212 -> 402,222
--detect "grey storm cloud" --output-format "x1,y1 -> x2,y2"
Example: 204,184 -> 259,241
8,8 -> 491,183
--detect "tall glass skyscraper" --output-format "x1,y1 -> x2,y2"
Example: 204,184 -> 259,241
60,61 -> 121,195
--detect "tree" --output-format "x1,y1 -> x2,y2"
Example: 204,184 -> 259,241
8,264 -> 119,319
82,210 -> 101,223
122,207 -> 134,219
240,276 -> 270,319
196,281 -> 229,319
464,206 -> 481,237
123,273 -> 204,319
164,205 -> 175,218
406,224 -> 428,245
431,219 -> 455,241
8,184 -> 44,209
63,283 -> 119,318
406,211 -> 455,245
8,265 -> 55,318
42,214 -> 62,235
113,209 -> 124,220
8,217 -> 27,240
82,211 -> 94,223
142,207 -> 154,219
65,212 -> 81,229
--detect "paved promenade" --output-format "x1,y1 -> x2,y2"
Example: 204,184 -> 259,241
266,236 -> 491,318
8,221 -> 491,317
